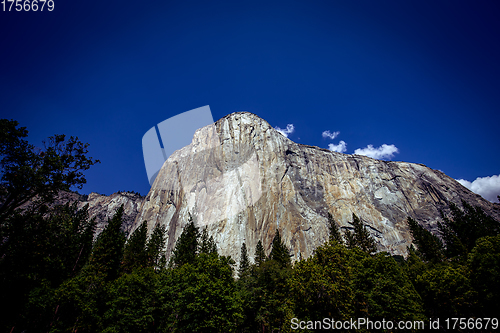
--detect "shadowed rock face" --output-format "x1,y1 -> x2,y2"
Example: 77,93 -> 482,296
133,112 -> 500,265
14,190 -> 144,238
76,192 -> 144,237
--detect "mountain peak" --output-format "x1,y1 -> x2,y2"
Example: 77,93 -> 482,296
134,113 -> 500,265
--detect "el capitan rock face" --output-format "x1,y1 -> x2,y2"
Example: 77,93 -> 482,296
133,112 -> 500,265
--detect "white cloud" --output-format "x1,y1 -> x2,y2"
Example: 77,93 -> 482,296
328,141 -> 347,153
275,124 -> 295,138
322,130 -> 340,140
456,174 -> 500,203
354,144 -> 399,160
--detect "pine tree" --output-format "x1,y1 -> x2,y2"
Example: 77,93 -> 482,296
170,214 -> 199,267
87,205 -> 126,281
254,240 -> 266,266
146,223 -> 166,269
438,201 -> 500,258
343,213 -> 377,254
122,220 -> 148,273
199,226 -> 217,255
327,212 -> 343,243
407,216 -> 443,262
239,243 -> 250,275
269,229 -> 291,267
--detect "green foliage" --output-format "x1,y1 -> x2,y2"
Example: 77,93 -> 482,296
103,268 -> 158,333
87,205 -> 126,281
170,214 -> 199,267
0,119 -> 99,223
327,212 -> 343,243
269,229 -> 291,268
158,253 -> 241,332
1,120 -> 499,333
439,201 -> 500,258
254,239 -> 266,266
238,259 -> 294,333
344,213 -> 377,254
288,241 -> 354,322
51,270 -> 108,332
239,242 -> 250,276
0,203 -> 96,331
467,234 -> 500,316
404,246 -> 427,284
351,250 -> 425,321
122,221 -> 148,273
407,216 -> 444,262
199,226 -> 217,255
415,262 -> 477,318
146,222 -> 167,269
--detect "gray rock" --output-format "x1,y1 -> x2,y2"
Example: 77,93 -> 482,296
78,191 -> 144,237
133,112 -> 500,266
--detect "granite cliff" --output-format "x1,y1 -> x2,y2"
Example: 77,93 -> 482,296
77,191 -> 144,236
133,112 -> 500,265
48,191 -> 144,237
15,191 -> 144,237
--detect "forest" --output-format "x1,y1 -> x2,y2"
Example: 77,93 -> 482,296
1,118 -> 500,332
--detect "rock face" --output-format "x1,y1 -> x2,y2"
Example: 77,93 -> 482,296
133,112 -> 500,265
16,190 -> 144,237
77,192 -> 144,236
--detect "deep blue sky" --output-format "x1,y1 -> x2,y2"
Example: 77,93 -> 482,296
1,1 -> 499,198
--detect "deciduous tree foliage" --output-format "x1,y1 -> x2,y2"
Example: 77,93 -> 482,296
0,119 -> 99,223
288,241 -> 354,322
159,253 -> 241,333
467,234 -> 500,317
103,268 -> 159,333
351,250 -> 425,321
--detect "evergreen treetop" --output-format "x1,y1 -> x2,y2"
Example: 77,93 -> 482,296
122,220 -> 148,273
238,242 -> 250,276
146,222 -> 167,269
327,212 -> 343,244
269,229 -> 291,267
439,200 -> 500,258
254,240 -> 266,266
170,214 -> 199,267
87,205 -> 126,281
407,216 -> 444,263
199,226 -> 217,255
343,213 -> 377,254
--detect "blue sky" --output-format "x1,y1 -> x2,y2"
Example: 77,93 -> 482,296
1,1 -> 499,201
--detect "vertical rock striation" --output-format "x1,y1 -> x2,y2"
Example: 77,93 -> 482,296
133,112 -> 500,265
